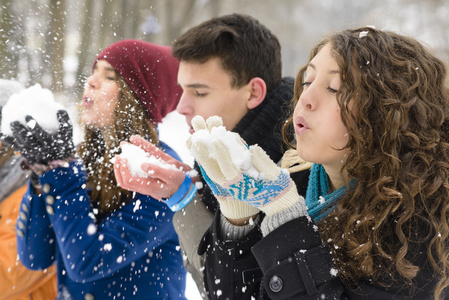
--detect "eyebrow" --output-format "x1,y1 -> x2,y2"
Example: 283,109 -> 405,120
182,83 -> 210,89
308,63 -> 340,74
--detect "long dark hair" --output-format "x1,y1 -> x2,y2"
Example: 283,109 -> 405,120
77,76 -> 158,216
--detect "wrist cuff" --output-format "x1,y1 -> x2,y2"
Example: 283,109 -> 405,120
219,213 -> 260,241
165,175 -> 198,211
28,157 -> 76,175
261,200 -> 308,236
165,175 -> 192,207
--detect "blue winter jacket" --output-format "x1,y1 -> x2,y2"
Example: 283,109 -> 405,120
16,141 -> 187,300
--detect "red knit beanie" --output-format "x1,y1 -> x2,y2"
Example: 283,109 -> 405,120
94,39 -> 182,125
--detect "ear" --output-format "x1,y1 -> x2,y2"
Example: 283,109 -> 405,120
246,77 -> 267,110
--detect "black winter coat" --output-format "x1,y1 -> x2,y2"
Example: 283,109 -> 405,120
198,169 -> 444,299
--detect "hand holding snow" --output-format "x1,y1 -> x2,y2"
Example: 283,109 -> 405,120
1,84 -> 64,135
187,115 -> 302,217
116,143 -> 179,178
189,115 -> 257,178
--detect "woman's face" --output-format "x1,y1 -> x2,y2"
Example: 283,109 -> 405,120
293,43 -> 351,171
81,60 -> 120,129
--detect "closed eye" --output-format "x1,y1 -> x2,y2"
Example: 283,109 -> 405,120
301,82 -> 312,87
195,91 -> 207,97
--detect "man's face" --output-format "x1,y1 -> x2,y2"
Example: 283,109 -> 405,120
176,57 -> 250,134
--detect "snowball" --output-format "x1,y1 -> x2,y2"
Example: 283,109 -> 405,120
1,84 -> 65,135
0,79 -> 23,107
115,143 -> 179,178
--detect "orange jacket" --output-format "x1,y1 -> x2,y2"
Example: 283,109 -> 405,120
0,185 -> 57,300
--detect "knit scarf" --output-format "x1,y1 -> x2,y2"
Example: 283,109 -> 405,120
305,163 -> 354,222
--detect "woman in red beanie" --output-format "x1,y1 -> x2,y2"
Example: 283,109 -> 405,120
12,40 -> 187,299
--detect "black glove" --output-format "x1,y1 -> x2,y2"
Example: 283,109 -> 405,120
2,110 -> 75,165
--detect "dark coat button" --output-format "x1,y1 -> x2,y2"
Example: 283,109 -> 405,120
269,275 -> 283,293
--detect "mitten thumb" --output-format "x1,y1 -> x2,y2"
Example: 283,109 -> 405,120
250,145 -> 306,216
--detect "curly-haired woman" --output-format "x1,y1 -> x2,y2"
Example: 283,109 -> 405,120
188,27 -> 449,299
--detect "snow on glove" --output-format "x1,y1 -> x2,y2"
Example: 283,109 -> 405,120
3,110 -> 75,167
187,115 -> 307,217
187,115 -> 260,219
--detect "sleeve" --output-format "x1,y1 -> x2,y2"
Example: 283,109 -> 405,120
173,194 -> 213,298
252,216 -> 346,299
0,185 -> 57,299
198,209 -> 264,299
38,160 -> 178,282
16,183 -> 56,270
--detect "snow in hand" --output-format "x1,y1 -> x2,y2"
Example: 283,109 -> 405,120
118,143 -> 179,178
189,115 -> 260,178
1,83 -> 65,135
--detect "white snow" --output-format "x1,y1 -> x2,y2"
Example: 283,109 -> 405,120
158,111 -> 194,167
159,112 -> 202,300
86,223 -> 97,235
189,115 -> 259,178
318,196 -> 325,204
114,143 -> 180,178
133,199 -> 142,213
1,83 -> 65,135
359,31 -> 369,38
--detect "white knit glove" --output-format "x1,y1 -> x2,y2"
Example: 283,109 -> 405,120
187,115 -> 306,217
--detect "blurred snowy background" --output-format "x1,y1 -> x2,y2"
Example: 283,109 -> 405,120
158,111 -> 197,299
2,0 -> 449,299
1,0 -> 448,104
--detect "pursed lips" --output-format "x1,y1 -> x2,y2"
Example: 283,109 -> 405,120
82,96 -> 94,108
294,116 -> 310,136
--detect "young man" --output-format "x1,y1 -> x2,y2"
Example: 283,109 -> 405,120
114,13 -> 295,298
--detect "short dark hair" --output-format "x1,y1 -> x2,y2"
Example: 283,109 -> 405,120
172,13 -> 282,91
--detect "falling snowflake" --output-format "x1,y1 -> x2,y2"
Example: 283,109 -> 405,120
87,223 -> 97,235
318,196 -> 325,204
359,31 -> 369,38
133,199 -> 142,213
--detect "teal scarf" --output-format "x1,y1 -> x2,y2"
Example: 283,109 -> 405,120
305,164 -> 354,222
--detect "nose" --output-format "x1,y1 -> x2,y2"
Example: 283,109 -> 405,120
176,92 -> 193,116
298,84 -> 317,111
85,73 -> 99,89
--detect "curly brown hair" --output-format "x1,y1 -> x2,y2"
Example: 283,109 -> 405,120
284,27 -> 449,299
76,76 -> 158,216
